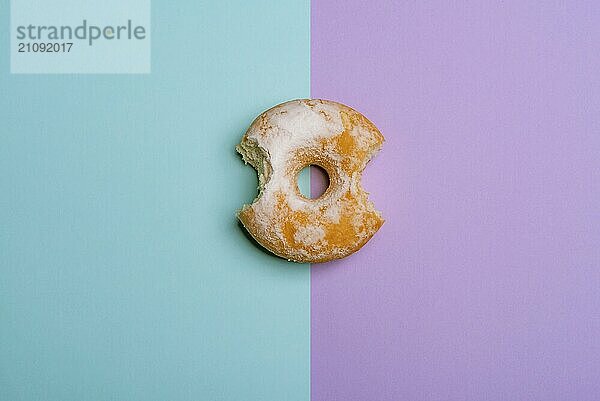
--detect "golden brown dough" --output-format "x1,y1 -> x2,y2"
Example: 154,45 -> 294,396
236,99 -> 384,263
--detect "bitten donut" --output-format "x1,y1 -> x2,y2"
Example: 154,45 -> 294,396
236,99 -> 384,263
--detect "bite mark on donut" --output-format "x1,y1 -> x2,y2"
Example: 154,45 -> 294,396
236,137 -> 272,204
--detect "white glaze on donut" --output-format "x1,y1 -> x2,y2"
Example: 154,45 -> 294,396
237,99 -> 384,263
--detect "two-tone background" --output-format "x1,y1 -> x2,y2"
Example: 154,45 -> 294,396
2,1 -> 600,400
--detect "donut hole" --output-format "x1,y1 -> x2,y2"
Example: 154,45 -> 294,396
297,165 -> 330,199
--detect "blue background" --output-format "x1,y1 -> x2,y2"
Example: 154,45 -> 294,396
1,1 -> 310,400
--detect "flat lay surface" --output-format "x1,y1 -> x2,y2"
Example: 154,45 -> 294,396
1,1 -> 599,400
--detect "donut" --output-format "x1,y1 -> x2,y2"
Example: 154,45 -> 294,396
236,99 -> 384,263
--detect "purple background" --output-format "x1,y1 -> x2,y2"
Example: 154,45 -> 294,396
311,2 -> 600,400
